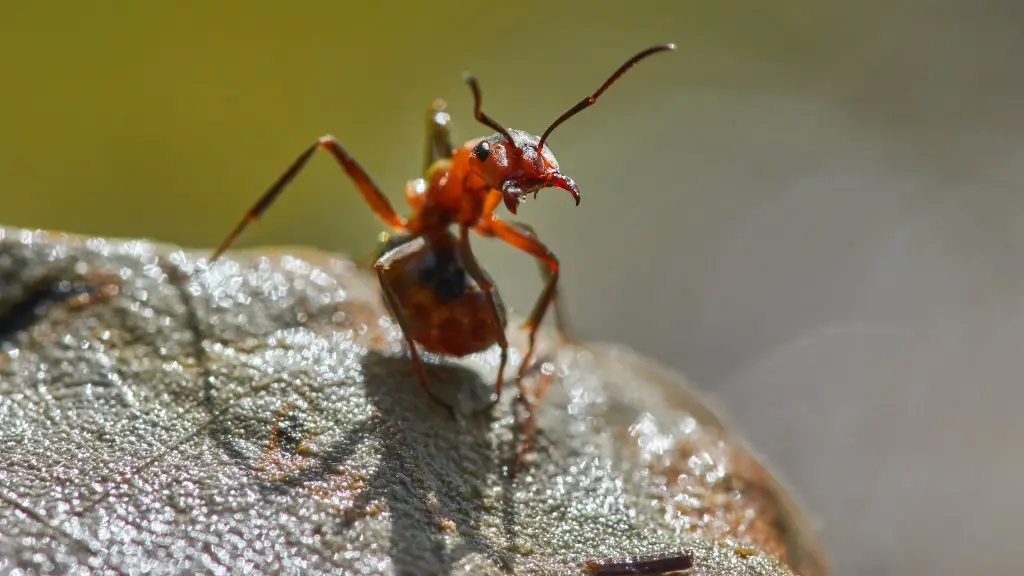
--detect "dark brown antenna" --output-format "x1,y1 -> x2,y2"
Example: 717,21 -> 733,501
464,73 -> 516,144
537,43 -> 675,153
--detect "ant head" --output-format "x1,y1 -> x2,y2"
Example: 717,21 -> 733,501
466,129 -> 579,215
462,43 -> 675,215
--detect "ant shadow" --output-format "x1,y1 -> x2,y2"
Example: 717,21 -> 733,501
168,259 -> 535,575
251,351 -> 521,575
358,352 -> 513,573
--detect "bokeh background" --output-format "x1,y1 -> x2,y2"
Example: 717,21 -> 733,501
3,2 -> 1022,573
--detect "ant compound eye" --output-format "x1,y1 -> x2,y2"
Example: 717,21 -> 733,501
472,140 -> 490,162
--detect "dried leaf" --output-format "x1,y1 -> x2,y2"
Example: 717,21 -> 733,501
0,227 -> 827,575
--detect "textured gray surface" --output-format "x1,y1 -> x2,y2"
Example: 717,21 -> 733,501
0,227 -> 824,575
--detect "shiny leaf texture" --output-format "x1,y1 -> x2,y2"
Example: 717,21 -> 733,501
0,227 -> 826,575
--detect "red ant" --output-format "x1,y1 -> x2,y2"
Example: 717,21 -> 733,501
208,44 -> 675,417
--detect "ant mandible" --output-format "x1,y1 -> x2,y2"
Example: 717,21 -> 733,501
208,43 -> 675,418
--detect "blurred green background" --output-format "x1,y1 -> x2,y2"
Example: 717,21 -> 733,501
0,2 -> 854,309
4,2 -> 1024,575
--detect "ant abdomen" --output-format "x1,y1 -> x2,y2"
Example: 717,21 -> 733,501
375,232 -> 507,358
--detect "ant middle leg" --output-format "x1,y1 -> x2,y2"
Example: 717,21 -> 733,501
210,136 -> 407,262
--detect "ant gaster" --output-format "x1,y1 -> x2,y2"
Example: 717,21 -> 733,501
208,44 -> 675,417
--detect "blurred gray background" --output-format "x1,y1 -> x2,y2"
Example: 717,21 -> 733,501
3,2 -> 1022,573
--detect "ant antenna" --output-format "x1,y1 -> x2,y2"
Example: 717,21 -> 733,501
536,43 -> 676,153
464,73 -> 516,144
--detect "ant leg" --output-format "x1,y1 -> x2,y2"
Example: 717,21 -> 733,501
504,220 -> 574,343
475,218 -> 559,402
424,99 -> 454,171
475,218 -> 561,456
210,135 -> 407,262
456,225 -> 509,411
374,239 -> 456,419
476,218 -> 559,377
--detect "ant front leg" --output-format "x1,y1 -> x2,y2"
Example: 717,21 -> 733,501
476,218 -> 560,391
475,218 -> 561,457
210,135 -> 408,262
375,238 -> 456,419
503,220 -> 574,343
424,99 -> 454,171
456,225 -> 509,411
